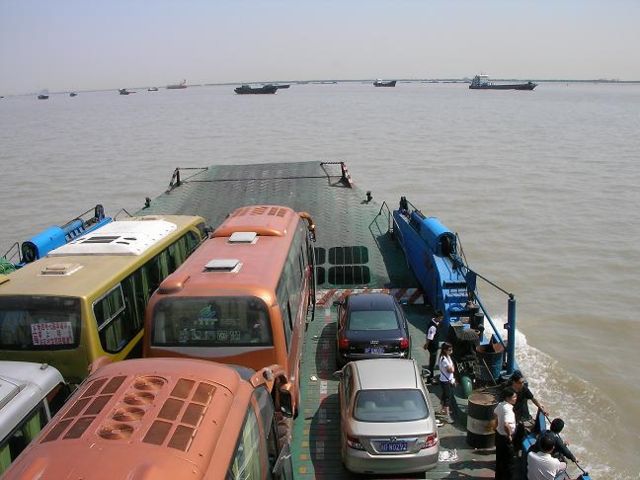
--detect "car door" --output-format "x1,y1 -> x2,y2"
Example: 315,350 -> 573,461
339,364 -> 353,452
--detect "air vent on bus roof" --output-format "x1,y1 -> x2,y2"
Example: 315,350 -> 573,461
40,263 -> 83,276
230,206 -> 288,218
48,220 -> 177,257
228,232 -> 257,244
204,259 -> 241,272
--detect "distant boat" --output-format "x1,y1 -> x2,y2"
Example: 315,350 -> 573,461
234,84 -> 278,95
37,90 -> 49,100
118,88 -> 135,95
373,79 -> 397,87
469,75 -> 536,90
69,92 -> 77,97
166,79 -> 187,89
147,87 -> 159,92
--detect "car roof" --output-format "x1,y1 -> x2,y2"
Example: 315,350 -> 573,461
347,293 -> 396,311
353,359 -> 419,390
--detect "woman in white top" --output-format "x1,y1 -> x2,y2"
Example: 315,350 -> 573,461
437,342 -> 455,423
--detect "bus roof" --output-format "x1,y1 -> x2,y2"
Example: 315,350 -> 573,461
3,358 -> 254,479
0,215 -> 204,299
0,362 -> 64,440
49,218 -> 178,256
158,206 -> 300,300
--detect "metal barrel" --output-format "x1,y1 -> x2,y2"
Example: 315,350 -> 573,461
467,389 -> 499,448
471,311 -> 484,330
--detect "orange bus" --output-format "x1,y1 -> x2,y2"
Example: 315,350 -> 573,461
2,358 -> 295,479
144,205 -> 316,416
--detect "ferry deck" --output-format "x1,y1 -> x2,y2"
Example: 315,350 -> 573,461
139,161 -> 497,479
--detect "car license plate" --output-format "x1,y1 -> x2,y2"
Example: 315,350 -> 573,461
379,441 -> 408,452
365,347 -> 384,354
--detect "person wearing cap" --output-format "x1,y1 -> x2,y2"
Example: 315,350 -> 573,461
423,311 -> 443,384
527,432 -> 570,480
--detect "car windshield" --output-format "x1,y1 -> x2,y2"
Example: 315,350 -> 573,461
354,389 -> 428,422
0,295 -> 81,350
348,310 -> 398,330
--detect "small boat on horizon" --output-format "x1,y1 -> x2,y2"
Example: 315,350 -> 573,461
69,92 -> 77,97
37,90 -> 49,100
118,88 -> 135,95
234,84 -> 278,95
166,79 -> 187,89
373,79 -> 397,87
469,74 -> 537,90
147,87 -> 159,92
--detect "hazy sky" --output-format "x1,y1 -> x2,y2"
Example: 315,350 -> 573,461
1,0 -> 639,94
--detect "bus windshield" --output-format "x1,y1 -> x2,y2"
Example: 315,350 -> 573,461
0,296 -> 81,350
152,297 -> 273,347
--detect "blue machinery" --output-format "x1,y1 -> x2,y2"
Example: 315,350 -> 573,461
391,196 -> 517,376
2,205 -> 112,269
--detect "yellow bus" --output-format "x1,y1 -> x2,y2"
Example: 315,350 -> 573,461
2,358 -> 295,479
0,215 -> 206,383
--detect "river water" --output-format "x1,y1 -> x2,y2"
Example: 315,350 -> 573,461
1,82 -> 639,478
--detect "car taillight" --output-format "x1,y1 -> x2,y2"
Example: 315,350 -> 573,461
346,435 -> 365,450
418,433 -> 438,449
338,337 -> 350,350
400,337 -> 409,349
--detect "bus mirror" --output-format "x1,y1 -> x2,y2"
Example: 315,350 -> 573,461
333,370 -> 343,380
88,356 -> 112,375
278,387 -> 294,418
333,299 -> 343,306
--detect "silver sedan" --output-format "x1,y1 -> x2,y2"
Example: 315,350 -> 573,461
337,358 -> 439,474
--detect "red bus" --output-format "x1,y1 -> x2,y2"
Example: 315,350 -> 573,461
144,205 -> 316,415
3,358 -> 295,479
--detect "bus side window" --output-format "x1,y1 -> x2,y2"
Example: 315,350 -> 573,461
0,401 -> 47,474
95,283 -> 140,353
122,270 -> 146,333
227,407 -> 265,480
146,251 -> 169,295
276,285 -> 292,349
186,230 -> 202,254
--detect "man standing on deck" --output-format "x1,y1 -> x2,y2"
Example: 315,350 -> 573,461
508,370 -> 546,423
508,370 -> 547,444
494,386 -> 518,480
423,311 -> 443,384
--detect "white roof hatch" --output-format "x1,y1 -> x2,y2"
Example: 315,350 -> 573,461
48,219 -> 177,256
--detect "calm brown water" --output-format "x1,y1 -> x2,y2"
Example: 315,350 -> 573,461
1,82 -> 639,478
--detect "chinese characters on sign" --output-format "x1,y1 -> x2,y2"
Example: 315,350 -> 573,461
31,322 -> 74,346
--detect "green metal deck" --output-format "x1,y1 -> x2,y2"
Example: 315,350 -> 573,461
139,162 -> 498,479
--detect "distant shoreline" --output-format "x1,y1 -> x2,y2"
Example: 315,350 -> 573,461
4,79 -> 640,97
